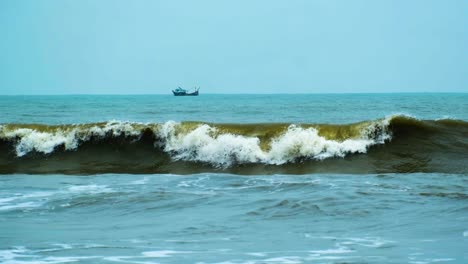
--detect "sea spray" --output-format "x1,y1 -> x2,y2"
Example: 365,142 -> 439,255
1,117 -> 394,165
1,115 -> 467,174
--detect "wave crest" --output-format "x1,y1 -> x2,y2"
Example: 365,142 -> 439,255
0,117 -> 395,166
4,115 -> 465,168
1,115 -> 467,174
0,121 -> 143,157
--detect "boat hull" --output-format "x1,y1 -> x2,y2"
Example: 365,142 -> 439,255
173,90 -> 199,96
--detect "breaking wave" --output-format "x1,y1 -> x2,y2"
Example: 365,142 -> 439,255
1,115 -> 467,174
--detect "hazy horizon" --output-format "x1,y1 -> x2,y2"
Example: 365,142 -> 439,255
1,0 -> 466,95
1,91 -> 468,96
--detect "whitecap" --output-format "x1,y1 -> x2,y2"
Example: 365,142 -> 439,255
157,119 -> 391,167
0,201 -> 42,211
142,250 -> 192,258
309,247 -> 354,254
67,184 -> 112,194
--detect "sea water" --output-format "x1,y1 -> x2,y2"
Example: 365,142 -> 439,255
0,94 -> 467,263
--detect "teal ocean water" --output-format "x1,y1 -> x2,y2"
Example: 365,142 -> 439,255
1,94 -> 467,263
1,94 -> 467,124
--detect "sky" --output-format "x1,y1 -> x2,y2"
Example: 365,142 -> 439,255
0,0 -> 466,94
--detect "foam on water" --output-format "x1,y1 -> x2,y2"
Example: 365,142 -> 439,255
1,173 -> 466,264
309,248 -> 354,254
333,237 -> 395,248
0,185 -> 114,212
158,118 -> 391,166
0,191 -> 55,211
0,247 -> 28,263
0,116 -> 396,166
0,202 -> 42,211
67,184 -> 112,194
0,121 -> 143,157
2,114 -> 467,173
1,95 -> 467,263
142,250 -> 192,258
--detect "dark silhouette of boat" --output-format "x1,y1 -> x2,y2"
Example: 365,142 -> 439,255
172,87 -> 199,96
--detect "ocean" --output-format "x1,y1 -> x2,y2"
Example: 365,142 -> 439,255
0,93 -> 467,263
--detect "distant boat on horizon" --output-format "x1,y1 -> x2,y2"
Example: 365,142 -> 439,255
172,87 -> 199,96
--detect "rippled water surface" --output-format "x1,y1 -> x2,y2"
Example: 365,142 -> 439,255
1,94 -> 467,124
1,174 -> 467,263
1,94 -> 467,263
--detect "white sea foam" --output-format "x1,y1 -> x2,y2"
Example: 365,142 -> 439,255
0,121 -> 142,157
130,177 -> 150,185
158,121 -> 264,166
142,250 -> 191,258
246,252 -> 267,257
266,125 -> 373,163
68,184 -> 112,194
0,201 -> 42,211
0,192 -> 54,211
0,197 -> 18,205
0,247 -> 28,263
262,256 -> 303,263
0,247 -> 91,264
6,128 -> 80,157
1,117 -> 393,166
338,237 -> 394,248
158,119 -> 391,166
430,258 -> 455,262
309,248 -> 354,254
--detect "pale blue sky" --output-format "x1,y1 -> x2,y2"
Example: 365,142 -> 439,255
0,0 -> 466,94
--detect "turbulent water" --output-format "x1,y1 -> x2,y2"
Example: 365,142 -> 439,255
1,116 -> 467,174
1,94 -> 467,263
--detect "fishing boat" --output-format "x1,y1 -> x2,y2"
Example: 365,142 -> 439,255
172,87 -> 199,96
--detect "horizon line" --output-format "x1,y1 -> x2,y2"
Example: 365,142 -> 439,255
0,91 -> 467,96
